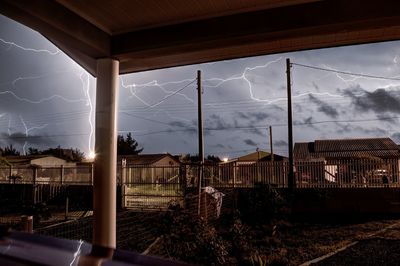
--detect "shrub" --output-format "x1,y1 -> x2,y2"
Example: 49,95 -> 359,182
162,207 -> 228,265
239,185 -> 287,225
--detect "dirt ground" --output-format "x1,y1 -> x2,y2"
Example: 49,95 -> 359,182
310,221 -> 400,265
271,219 -> 400,265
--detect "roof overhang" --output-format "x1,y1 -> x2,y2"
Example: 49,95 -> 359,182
1,0 -> 400,76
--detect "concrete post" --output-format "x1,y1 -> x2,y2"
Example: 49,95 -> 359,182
32,167 -> 37,204
121,159 -> 126,209
60,165 -> 64,185
93,58 -> 119,249
21,215 -> 33,233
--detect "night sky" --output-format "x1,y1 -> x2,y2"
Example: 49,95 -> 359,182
1,14 -> 400,159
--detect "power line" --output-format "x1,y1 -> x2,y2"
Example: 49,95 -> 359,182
292,62 -> 400,81
144,79 -> 196,109
133,115 -> 400,136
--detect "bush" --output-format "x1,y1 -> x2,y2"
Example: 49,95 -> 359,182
162,206 -> 228,265
239,185 -> 287,225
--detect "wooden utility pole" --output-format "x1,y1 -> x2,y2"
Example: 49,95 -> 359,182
286,58 -> 294,189
269,126 -> 274,162
197,70 -> 204,216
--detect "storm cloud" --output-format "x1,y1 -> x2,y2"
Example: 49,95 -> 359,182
308,94 -> 339,118
344,86 -> 400,114
244,139 -> 257,146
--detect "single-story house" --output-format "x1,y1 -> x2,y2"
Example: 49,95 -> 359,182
293,137 -> 400,184
2,155 -> 76,183
118,154 -> 181,184
219,150 -> 288,187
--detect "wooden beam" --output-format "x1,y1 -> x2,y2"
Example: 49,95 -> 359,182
114,0 -> 400,73
0,0 -> 110,58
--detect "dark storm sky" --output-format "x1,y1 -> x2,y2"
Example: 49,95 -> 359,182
1,14 -> 400,159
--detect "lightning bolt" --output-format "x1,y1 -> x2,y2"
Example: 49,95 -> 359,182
7,115 -> 12,136
78,71 -> 95,156
0,38 -> 60,55
321,64 -> 362,83
203,57 -> 283,102
0,90 -> 86,104
121,77 -> 195,103
0,36 -> 95,155
19,115 -> 48,155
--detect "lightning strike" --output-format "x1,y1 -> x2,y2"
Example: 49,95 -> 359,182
7,115 -> 12,136
121,77 -> 194,103
78,71 -> 95,156
321,64 -> 362,83
0,38 -> 60,55
203,57 -> 283,102
19,115 -> 48,155
0,90 -> 87,104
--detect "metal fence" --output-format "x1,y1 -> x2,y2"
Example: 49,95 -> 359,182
295,158 -> 400,188
0,165 -> 93,185
121,165 -> 185,210
1,159 -> 399,195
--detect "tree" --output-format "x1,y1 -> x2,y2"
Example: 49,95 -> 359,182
1,144 -> 20,156
117,133 -> 143,155
206,155 -> 221,163
27,146 -> 85,162
27,147 -> 40,155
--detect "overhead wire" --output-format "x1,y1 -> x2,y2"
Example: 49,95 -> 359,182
292,62 -> 400,81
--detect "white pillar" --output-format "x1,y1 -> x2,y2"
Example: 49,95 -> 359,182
93,58 -> 119,249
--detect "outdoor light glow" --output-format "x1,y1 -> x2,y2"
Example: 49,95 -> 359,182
223,157 -> 228,162
88,151 -> 96,160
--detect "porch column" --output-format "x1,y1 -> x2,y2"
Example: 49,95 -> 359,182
93,58 -> 119,249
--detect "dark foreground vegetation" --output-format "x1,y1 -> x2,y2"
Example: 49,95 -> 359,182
2,184 -> 400,265
154,186 -> 400,265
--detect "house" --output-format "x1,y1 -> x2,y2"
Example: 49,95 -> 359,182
5,155 -> 76,168
2,155 -> 76,183
293,138 -> 400,184
118,154 -> 181,184
219,149 -> 288,187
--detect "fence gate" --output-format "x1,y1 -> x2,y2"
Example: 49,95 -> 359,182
121,165 -> 185,211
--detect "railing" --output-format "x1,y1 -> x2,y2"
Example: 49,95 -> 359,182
0,165 -> 93,185
1,159 -> 399,189
121,165 -> 185,210
295,159 -> 400,188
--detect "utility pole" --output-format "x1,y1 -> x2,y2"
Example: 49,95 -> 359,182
269,126 -> 274,162
286,58 -> 294,190
197,70 -> 204,216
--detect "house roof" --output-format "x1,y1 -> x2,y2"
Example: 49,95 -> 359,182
294,138 -> 400,160
237,150 -> 270,162
259,153 -> 288,162
118,154 -> 180,165
4,155 -> 65,165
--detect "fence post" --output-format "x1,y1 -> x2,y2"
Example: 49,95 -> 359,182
60,165 -> 64,185
233,162 -> 236,188
9,165 -> 12,184
32,167 -> 37,204
121,159 -> 126,209
21,215 -> 33,233
90,163 -> 94,185
65,196 -> 69,220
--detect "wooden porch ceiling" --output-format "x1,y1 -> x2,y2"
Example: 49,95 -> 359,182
1,0 -> 400,76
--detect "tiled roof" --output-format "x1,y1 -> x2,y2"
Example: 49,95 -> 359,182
314,138 -> 398,152
294,138 -> 400,160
